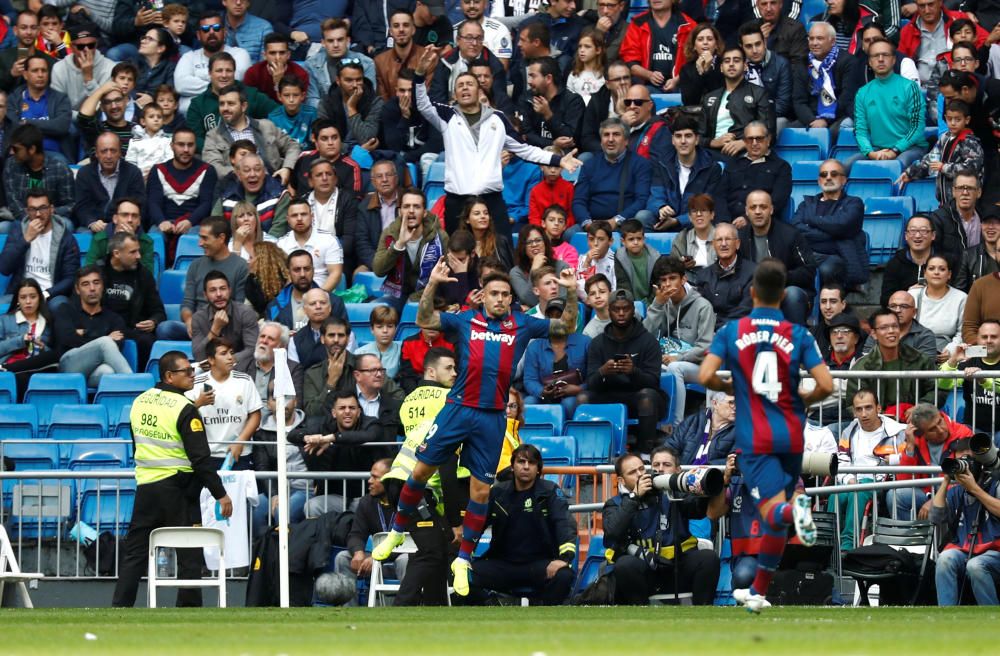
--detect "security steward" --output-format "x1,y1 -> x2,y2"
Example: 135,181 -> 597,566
112,351 -> 234,607
382,347 -> 468,606
468,444 -> 577,605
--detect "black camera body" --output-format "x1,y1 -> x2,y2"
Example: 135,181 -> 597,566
941,455 -> 983,480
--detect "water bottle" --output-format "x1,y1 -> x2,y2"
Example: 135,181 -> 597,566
156,547 -> 176,578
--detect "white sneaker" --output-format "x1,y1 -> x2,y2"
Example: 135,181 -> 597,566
733,588 -> 772,614
793,494 -> 818,547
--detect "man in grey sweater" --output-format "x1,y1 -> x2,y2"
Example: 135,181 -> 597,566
642,255 -> 717,430
191,270 -> 259,370
181,216 -> 249,336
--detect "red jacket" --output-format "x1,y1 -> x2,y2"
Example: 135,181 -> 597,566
242,60 -> 310,102
401,330 -> 454,374
898,9 -> 988,59
620,10 -> 697,79
528,177 -> 576,227
896,412 -> 972,488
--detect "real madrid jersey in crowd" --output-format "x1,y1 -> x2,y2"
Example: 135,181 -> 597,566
200,469 -> 259,569
186,371 -> 263,458
275,230 -> 344,289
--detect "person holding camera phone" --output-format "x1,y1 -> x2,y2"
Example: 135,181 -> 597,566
699,259 -> 834,613
938,320 -> 1000,437
601,448 -> 725,605
930,437 -> 1000,606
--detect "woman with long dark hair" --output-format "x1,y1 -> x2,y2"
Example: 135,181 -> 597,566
678,23 -> 725,106
510,224 -> 572,306
0,279 -> 60,399
812,0 -> 872,53
457,197 -> 515,271
134,27 -> 178,96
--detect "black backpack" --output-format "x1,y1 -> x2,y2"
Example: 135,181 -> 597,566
571,566 -> 616,606
83,532 -> 119,576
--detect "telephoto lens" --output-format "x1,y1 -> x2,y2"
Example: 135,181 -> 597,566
941,457 -> 972,478
654,467 -> 724,497
802,452 -> 839,478
970,432 -> 1000,475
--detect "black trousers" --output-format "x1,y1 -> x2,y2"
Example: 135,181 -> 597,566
3,350 -> 60,400
444,190 -> 510,238
394,513 -> 454,606
611,549 -> 721,606
111,473 -> 207,607
470,557 -> 575,606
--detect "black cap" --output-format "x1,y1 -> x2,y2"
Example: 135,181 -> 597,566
827,312 -> 861,336
422,0 -> 447,17
69,22 -> 99,41
983,210 -> 1000,223
544,298 -> 567,317
611,288 -> 634,304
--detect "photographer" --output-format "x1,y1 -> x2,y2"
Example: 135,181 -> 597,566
930,438 -> 1000,606
601,450 -> 723,605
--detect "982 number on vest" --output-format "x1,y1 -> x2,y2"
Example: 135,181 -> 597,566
751,351 -> 781,403
139,413 -> 159,427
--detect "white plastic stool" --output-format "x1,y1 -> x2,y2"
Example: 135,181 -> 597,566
368,531 -> 418,607
0,525 -> 43,608
147,527 -> 226,608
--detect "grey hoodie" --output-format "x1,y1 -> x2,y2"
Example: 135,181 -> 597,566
613,244 -> 660,304
642,288 -> 716,364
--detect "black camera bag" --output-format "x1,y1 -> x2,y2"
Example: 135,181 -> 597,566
768,566 -> 834,605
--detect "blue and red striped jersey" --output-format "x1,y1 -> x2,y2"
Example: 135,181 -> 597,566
439,309 -> 551,410
709,307 -> 823,455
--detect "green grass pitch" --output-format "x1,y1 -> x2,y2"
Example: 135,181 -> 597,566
0,607 -> 997,655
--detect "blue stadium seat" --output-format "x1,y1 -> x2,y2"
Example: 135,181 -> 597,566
121,339 -> 138,374
644,233 -> 674,254
800,0 -> 827,22
847,160 -> 902,198
0,404 -> 38,441
775,128 -> 830,164
95,373 -> 155,428
574,534 -> 607,594
67,443 -> 130,470
346,302 -> 391,344
113,406 -> 133,439
651,93 -> 682,112
527,435 -> 576,466
791,159 -> 822,182
2,440 -> 58,470
574,403 -> 628,457
942,388 -> 965,421
48,404 -> 109,465
523,404 -> 565,436
789,161 -> 822,214
863,197 -> 913,265
25,373 -> 87,428
159,269 -> 186,305
79,479 -> 136,535
172,233 -> 202,271
353,271 -> 386,299
904,178 -> 938,212
150,231 -> 166,278
74,232 -> 92,265
0,371 -> 16,403
830,128 -> 860,162
146,340 -> 194,381
424,162 -> 446,209
565,403 -> 628,464
163,303 -> 181,321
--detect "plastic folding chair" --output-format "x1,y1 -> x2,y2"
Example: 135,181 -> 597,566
148,527 -> 227,608
368,531 -> 418,607
24,374 -> 87,428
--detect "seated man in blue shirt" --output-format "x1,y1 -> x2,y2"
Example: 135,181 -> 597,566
572,116 -> 652,229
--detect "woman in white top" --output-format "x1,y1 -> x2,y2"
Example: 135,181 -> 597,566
565,27 -> 607,105
911,255 -> 967,356
669,193 -> 717,278
228,200 -> 275,262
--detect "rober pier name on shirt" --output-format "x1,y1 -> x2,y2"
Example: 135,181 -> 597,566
735,330 -> 794,354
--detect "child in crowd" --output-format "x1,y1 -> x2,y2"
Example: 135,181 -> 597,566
583,273 -> 612,338
898,99 -> 984,207
35,5 -> 71,60
576,220 -> 616,299
614,219 -> 661,304
354,305 -> 402,379
108,62 -> 139,123
528,150 -> 575,227
126,103 -> 173,178
541,205 -> 579,269
565,26 -> 606,105
269,76 -> 317,149
162,3 -> 191,56
155,84 -> 186,135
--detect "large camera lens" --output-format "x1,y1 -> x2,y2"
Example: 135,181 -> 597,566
941,457 -> 970,477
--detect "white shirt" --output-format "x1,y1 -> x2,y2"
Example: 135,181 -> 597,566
309,189 -> 340,235
173,45 -> 252,111
228,235 -> 276,262
186,371 -> 263,458
678,163 -> 692,195
276,229 -> 344,288
200,470 -> 259,569
693,236 -> 710,267
26,231 -> 53,295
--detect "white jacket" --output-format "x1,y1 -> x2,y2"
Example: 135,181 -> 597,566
415,77 -> 559,196
125,127 -> 173,178
173,45 -> 251,110
836,414 -> 908,484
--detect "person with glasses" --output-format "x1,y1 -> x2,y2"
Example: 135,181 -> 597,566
427,19 -> 508,106
351,352 -> 406,440
0,189 -> 79,307
881,214 -> 942,306
863,289 -> 939,358
134,26 -> 178,97
453,0 -> 512,70
580,60 -> 632,154
50,22 -> 115,118
854,22 -> 919,86
317,58 -> 383,153
669,193 -> 717,280
814,312 -> 864,419
174,11 -> 252,115
955,211 -> 1000,292
897,0 -> 987,86
186,336 -> 263,470
723,121 -> 792,224
790,158 -> 868,288
112,349 -> 232,608
846,307 -> 937,413
620,83 -> 672,161
694,222 -> 756,328
847,38 -> 928,171
928,170 -> 983,263
76,73 -> 138,158
1,124 -> 75,227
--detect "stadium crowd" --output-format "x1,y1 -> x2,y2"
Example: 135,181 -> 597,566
1,0 -> 1000,608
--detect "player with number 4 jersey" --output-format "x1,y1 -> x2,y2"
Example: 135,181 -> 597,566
699,259 -> 833,613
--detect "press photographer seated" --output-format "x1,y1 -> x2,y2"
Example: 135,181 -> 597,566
601,448 -> 724,605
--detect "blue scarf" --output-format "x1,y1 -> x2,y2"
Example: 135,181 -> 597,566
809,45 -> 840,120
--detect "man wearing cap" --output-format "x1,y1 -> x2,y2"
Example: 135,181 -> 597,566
813,312 -> 863,422
414,0 -> 455,49
810,284 -> 853,358
50,22 -> 116,117
585,288 -> 667,457
954,210 -> 1000,293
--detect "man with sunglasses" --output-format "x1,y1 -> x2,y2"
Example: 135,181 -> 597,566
789,158 -> 867,288
51,22 -> 116,117
112,350 -> 234,607
620,84 -> 672,161
174,11 -> 251,114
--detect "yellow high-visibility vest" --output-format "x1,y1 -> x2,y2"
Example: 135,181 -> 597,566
131,387 -> 195,485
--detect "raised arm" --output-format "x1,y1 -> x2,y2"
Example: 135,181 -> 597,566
416,259 -> 457,331
549,268 -> 579,337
